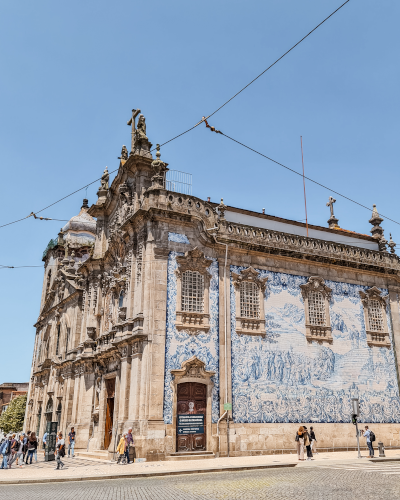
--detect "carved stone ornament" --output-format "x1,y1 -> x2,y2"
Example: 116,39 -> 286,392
300,276 -> 333,344
232,267 -> 268,336
175,248 -> 213,333
170,356 -> 215,383
359,287 -> 390,348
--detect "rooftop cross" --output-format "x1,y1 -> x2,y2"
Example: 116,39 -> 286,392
326,196 -> 339,229
326,196 -> 336,218
127,108 -> 141,155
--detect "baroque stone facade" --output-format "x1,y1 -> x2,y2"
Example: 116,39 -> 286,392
25,112 -> 400,459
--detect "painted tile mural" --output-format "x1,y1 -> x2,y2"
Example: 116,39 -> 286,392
168,232 -> 190,244
163,251 -> 219,424
230,266 -> 400,424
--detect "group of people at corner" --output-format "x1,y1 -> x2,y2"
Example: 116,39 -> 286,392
0,427 -> 76,470
295,424 -> 377,460
296,426 -> 317,461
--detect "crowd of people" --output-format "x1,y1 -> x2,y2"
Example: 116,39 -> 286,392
0,431 -> 38,469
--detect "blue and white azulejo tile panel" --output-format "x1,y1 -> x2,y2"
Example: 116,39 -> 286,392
230,266 -> 400,424
163,251 -> 220,424
168,232 -> 190,244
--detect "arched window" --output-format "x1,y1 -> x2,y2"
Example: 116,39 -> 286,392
119,290 -> 124,308
46,270 -> 52,292
360,287 -> 390,347
56,324 -> 61,355
308,291 -> 326,326
182,271 -> 204,312
46,398 -> 53,415
56,402 -> 62,427
36,406 -> 42,436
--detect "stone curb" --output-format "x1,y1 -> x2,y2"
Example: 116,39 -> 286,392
0,462 -> 296,485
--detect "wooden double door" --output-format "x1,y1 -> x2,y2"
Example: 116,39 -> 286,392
176,382 -> 207,452
104,378 -> 115,450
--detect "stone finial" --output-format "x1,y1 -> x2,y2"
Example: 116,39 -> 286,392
388,234 -> 397,254
57,228 -> 64,246
369,204 -> 384,240
217,198 -> 227,221
326,196 -> 339,229
118,145 -> 129,161
81,199 -> 89,209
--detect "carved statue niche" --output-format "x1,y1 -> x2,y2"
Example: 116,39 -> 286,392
300,276 -> 333,344
232,267 -> 268,336
175,248 -> 213,334
359,287 -> 390,348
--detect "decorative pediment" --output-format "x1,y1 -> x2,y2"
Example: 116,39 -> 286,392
300,276 -> 332,300
171,356 -> 215,382
359,286 -> 387,306
232,266 -> 268,292
175,248 -> 213,276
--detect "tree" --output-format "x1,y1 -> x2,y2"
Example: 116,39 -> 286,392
0,395 -> 27,434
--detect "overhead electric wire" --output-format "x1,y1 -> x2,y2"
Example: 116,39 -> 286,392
0,0 -> 351,231
218,130 -> 400,227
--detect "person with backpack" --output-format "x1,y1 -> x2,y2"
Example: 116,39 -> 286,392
0,436 -> 12,469
25,433 -> 37,464
363,426 -> 375,457
55,432 -> 65,470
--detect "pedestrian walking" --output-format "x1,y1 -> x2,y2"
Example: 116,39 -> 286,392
25,433 -> 37,464
125,427 -> 135,464
22,431 -> 30,463
303,426 -> 313,461
42,430 -> 48,457
116,434 -> 127,464
310,426 -> 318,454
55,432 -> 65,470
7,434 -> 19,468
296,426 -> 305,461
363,426 -> 375,457
0,436 -> 12,469
68,427 -> 76,458
16,435 -> 24,467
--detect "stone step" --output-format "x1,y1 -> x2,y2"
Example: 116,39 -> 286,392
166,451 -> 215,461
74,450 -> 110,461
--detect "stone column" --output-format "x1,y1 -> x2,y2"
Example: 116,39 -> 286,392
118,345 -> 132,425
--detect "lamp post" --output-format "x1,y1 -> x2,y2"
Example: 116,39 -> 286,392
351,398 -> 362,459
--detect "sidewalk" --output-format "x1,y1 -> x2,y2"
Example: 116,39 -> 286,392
1,449 -> 399,485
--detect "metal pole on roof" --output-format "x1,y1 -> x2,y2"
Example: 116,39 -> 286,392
300,136 -> 309,238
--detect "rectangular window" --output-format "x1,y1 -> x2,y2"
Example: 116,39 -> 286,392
240,282 -> 260,318
368,300 -> 384,331
308,291 -> 326,326
182,271 -> 204,313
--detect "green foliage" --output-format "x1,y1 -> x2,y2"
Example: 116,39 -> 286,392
0,395 -> 27,434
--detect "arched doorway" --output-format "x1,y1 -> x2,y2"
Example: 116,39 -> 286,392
104,378 -> 115,449
176,382 -> 206,452
45,398 -> 53,424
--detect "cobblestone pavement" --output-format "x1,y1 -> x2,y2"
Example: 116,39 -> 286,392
0,466 -> 399,500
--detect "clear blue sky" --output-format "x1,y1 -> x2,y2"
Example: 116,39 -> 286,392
0,0 -> 399,382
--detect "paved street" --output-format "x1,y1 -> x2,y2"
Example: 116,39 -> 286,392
0,464 -> 399,500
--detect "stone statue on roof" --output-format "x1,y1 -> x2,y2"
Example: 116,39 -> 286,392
135,115 -> 148,143
100,167 -> 109,190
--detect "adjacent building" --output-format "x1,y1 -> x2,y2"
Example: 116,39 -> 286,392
25,112 -> 400,459
1,383 -> 29,415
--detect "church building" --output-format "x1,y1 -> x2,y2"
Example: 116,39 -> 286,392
25,111 -> 400,460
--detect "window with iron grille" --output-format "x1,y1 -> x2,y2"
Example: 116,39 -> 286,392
308,291 -> 326,326
240,281 -> 259,318
368,299 -> 384,331
182,271 -> 204,312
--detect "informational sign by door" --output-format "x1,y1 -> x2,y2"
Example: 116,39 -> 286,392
45,421 -> 58,462
177,414 -> 204,435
